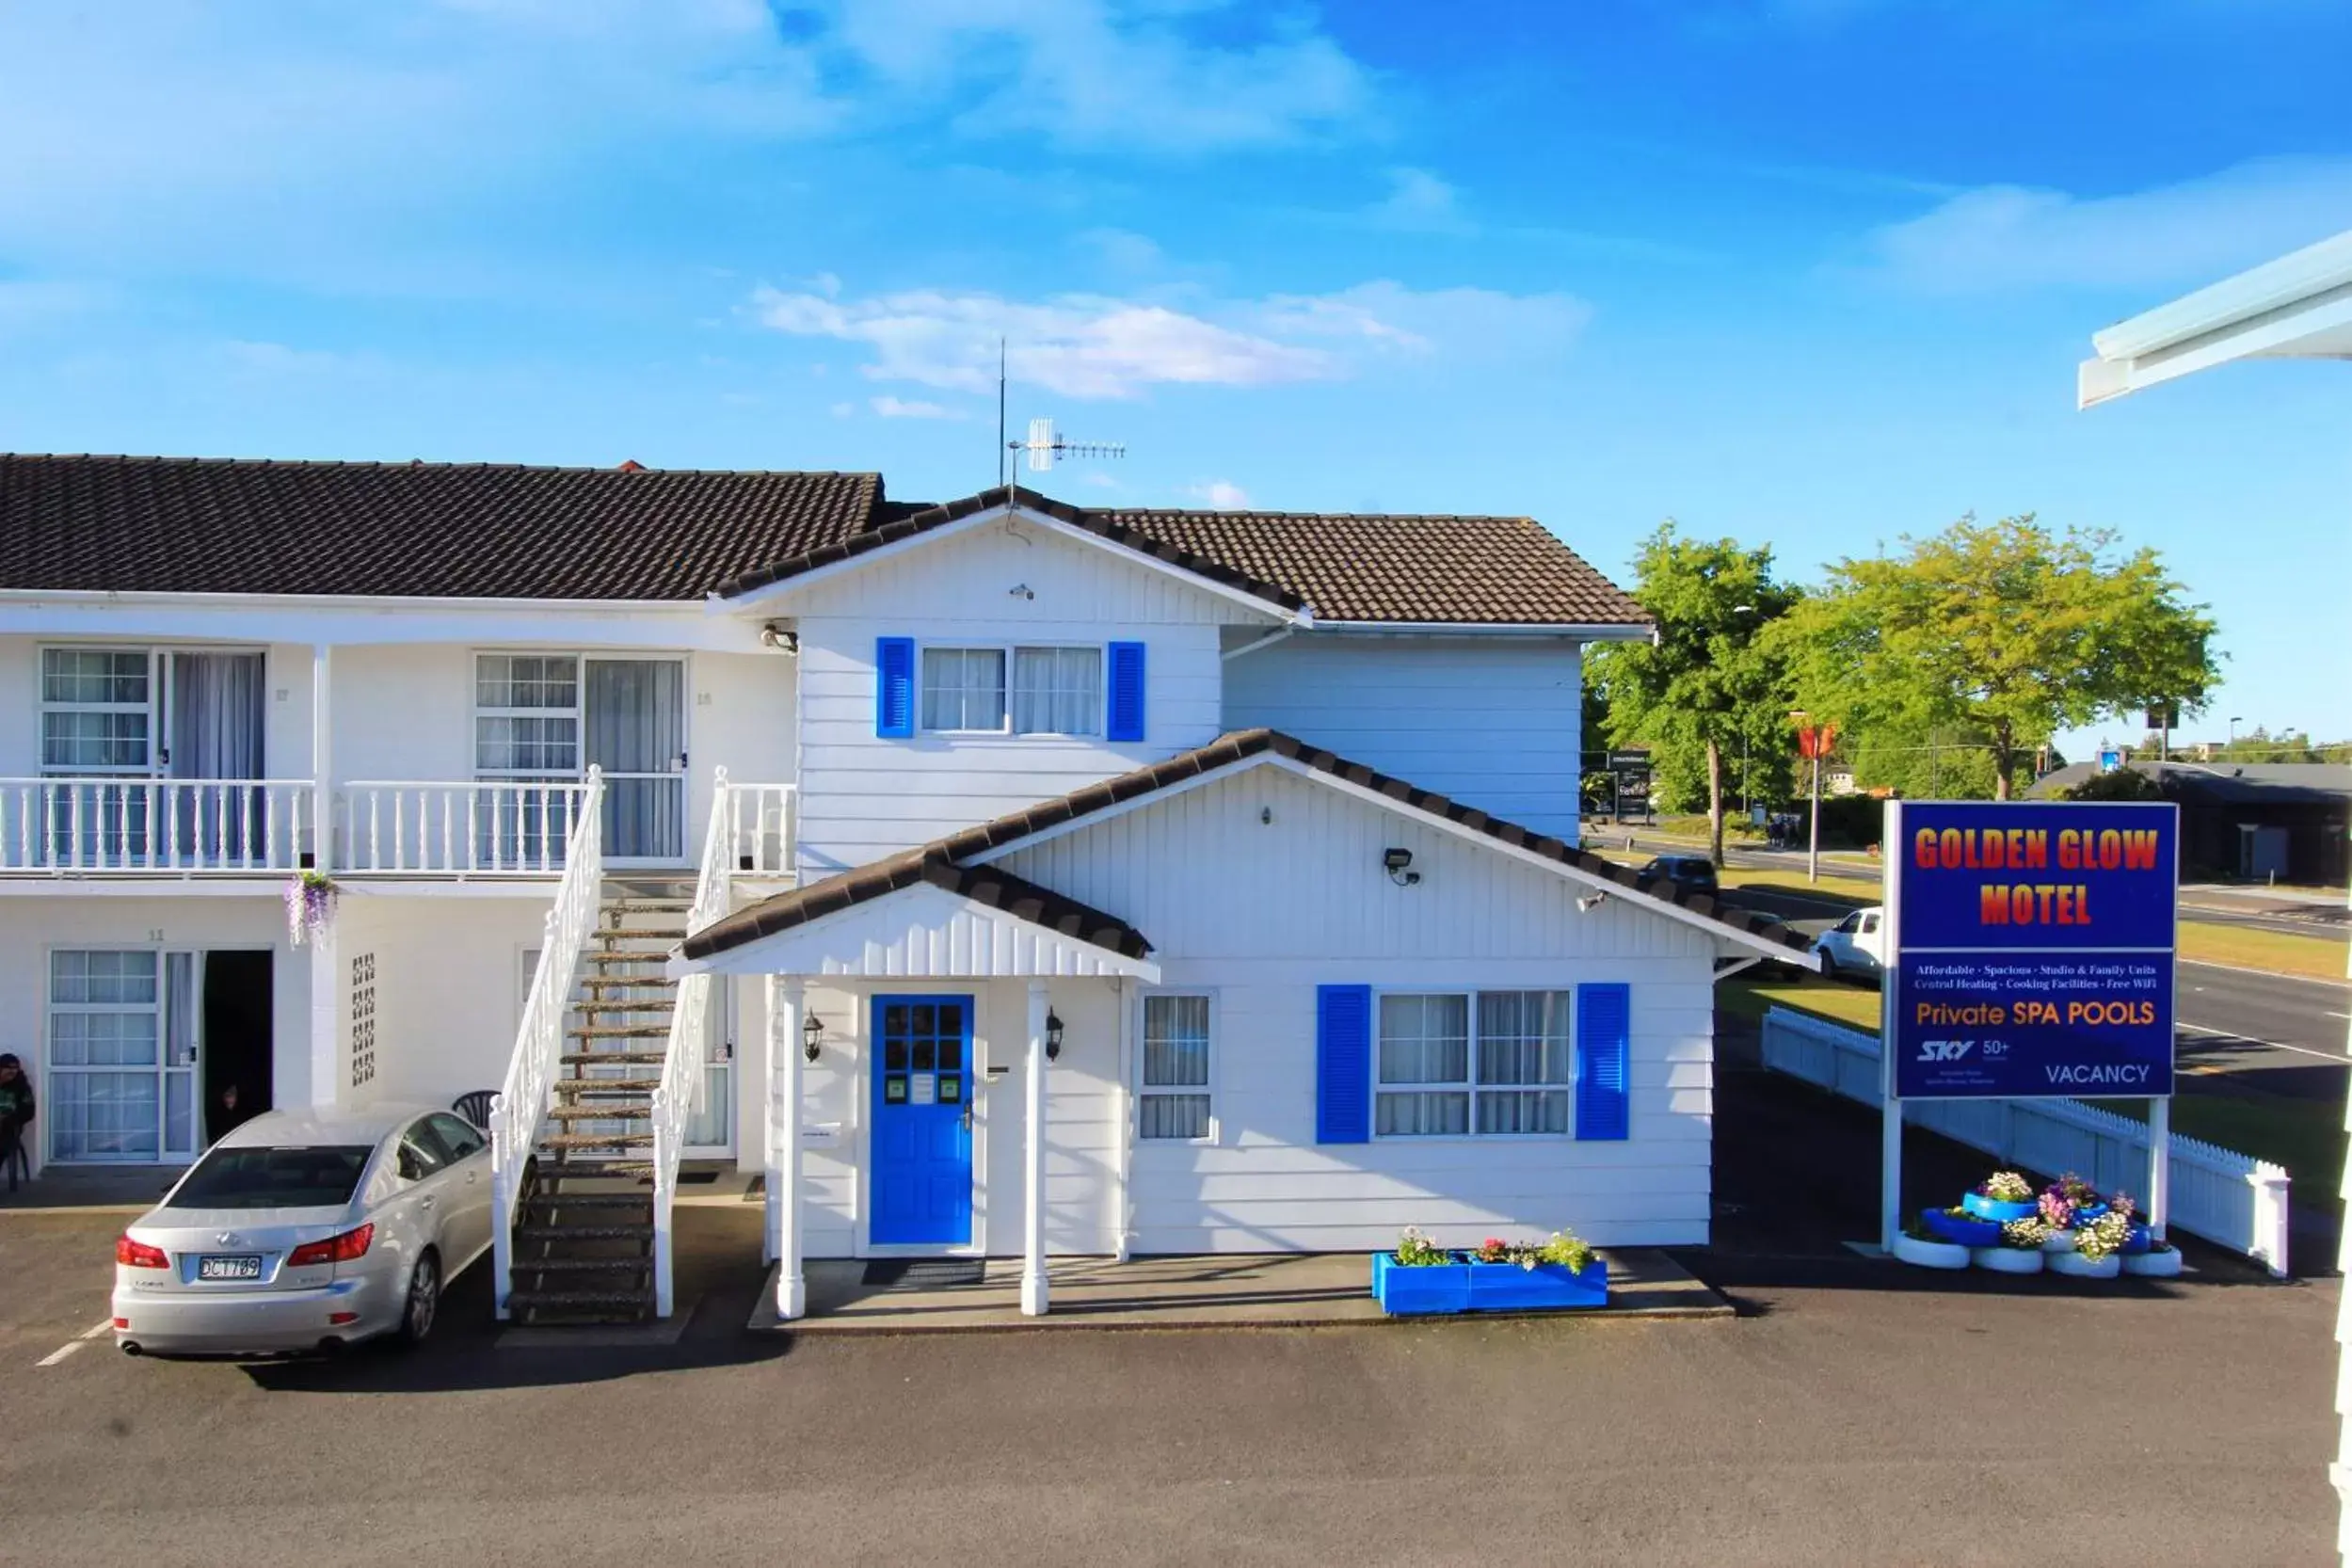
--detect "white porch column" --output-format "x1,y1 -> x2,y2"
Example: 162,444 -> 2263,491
310,645 -> 332,874
768,974 -> 807,1320
1021,979 -> 1050,1317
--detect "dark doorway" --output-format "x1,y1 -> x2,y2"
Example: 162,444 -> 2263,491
202,952 -> 274,1144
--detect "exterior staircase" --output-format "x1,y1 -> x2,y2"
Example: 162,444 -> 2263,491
506,879 -> 694,1326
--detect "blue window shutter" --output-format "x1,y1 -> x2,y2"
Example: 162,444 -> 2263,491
875,637 -> 916,738
1316,984 -> 1372,1144
1575,983 -> 1631,1141
1106,641 -> 1146,743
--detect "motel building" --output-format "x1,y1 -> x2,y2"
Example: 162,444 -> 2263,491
0,456 -> 1812,1322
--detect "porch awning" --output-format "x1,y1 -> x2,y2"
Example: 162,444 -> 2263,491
669,852 -> 1160,982
2078,228 -> 2352,408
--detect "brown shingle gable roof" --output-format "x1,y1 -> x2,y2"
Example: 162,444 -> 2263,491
0,453 -> 887,601
680,850 -> 1152,964
716,484 -> 1650,627
680,728 -> 1809,964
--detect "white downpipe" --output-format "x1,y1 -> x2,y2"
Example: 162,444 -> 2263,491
1021,979 -> 1049,1318
488,764 -> 606,1321
652,768 -> 736,1320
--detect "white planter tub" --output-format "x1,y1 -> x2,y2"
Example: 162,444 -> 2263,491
2040,1230 -> 2078,1254
2047,1250 -> 2121,1280
1892,1232 -> 1971,1270
2122,1248 -> 2184,1278
1972,1247 -> 2045,1275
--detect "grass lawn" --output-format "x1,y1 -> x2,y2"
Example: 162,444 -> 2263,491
1720,973 -> 1881,1032
2176,922 -> 2349,983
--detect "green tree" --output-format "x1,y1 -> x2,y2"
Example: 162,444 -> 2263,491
2062,768 -> 2167,802
1587,523 -> 1803,865
1848,722 -> 2000,800
1769,516 -> 2217,800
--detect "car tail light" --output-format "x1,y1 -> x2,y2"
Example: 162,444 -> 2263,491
116,1235 -> 168,1269
328,1311 -> 360,1325
286,1223 -> 375,1268
112,1317 -> 130,1329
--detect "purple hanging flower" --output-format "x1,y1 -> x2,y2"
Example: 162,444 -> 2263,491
285,872 -> 337,948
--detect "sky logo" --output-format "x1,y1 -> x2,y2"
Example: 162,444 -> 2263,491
1918,1039 -> 1976,1062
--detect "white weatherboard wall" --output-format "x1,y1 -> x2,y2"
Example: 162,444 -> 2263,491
792,518 -> 1278,874
999,764 -> 1716,1250
1222,634 -> 1585,843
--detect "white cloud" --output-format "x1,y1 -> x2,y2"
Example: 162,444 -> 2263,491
1186,479 -> 1252,509
823,0 -> 1374,152
1861,157 -> 2352,294
870,394 -> 968,419
1368,168 -> 1468,233
750,278 -> 1590,399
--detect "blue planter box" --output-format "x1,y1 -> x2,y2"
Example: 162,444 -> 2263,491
2121,1224 -> 2152,1256
1923,1208 -> 2005,1247
1371,1250 -> 1609,1316
1962,1192 -> 2037,1223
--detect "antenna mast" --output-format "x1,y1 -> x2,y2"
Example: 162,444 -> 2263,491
996,337 -> 1008,489
1008,416 -> 1127,480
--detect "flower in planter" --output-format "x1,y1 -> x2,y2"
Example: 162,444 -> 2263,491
2106,1191 -> 2136,1223
1532,1229 -> 1594,1274
1393,1226 -> 1452,1267
1471,1237 -> 1512,1264
1977,1171 -> 2034,1203
2037,1189 -> 2075,1230
1999,1217 -> 2053,1250
2074,1209 -> 2134,1263
2052,1172 -> 2101,1208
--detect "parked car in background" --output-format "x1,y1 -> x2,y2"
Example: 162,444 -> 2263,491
112,1105 -> 493,1357
1812,906 -> 1887,984
1638,855 -> 1720,896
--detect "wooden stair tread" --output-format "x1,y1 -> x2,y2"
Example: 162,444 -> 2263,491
547,1102 -> 653,1121
537,1131 -> 654,1150
559,1050 -> 667,1064
552,1077 -> 664,1095
516,1223 -> 652,1241
568,1023 -> 673,1038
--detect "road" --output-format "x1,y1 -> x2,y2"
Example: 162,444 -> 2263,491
2177,962 -> 2351,1078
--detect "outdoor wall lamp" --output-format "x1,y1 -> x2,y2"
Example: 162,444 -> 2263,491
1384,847 -> 1421,887
1045,1010 -> 1064,1062
802,1013 -> 824,1063
1577,892 -> 1609,914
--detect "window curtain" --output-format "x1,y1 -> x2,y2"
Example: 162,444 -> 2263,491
587,660 -> 685,859
170,652 -> 266,863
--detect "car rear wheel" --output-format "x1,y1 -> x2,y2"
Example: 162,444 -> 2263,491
397,1252 -> 440,1348
1817,951 -> 1839,983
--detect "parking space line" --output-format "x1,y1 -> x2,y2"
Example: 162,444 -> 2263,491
77,1320 -> 112,1340
36,1340 -> 87,1368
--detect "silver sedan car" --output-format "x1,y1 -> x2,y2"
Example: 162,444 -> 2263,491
113,1104 -> 494,1356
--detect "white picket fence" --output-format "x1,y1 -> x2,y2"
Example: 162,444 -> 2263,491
1758,1006 -> 2293,1277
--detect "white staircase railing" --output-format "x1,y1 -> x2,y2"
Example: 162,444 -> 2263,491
649,767 -> 737,1318
489,765 -> 607,1320
722,781 -> 797,877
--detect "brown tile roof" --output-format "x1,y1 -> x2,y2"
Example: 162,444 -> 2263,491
0,454 -> 888,600
680,849 -> 1151,964
680,728 -> 1810,964
716,485 -> 1650,627
0,461 -> 1647,628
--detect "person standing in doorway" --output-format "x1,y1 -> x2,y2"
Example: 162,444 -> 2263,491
210,1081 -> 257,1144
0,1053 -> 35,1192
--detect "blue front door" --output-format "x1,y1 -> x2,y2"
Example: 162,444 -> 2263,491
870,995 -> 974,1246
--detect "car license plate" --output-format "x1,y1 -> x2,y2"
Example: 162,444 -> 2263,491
198,1255 -> 263,1281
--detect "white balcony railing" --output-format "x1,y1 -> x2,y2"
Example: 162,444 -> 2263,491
0,777 -> 314,874
339,780 -> 590,876
722,781 -> 796,876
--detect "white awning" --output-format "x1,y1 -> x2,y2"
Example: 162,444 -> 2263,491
2078,228 -> 2352,407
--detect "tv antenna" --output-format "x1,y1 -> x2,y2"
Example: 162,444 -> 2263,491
1009,417 -> 1126,478
994,339 -> 1127,486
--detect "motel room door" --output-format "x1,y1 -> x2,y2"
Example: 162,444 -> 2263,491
869,996 -> 973,1247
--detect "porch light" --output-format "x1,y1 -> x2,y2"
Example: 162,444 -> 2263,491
1383,847 -> 1420,887
802,1013 -> 824,1063
1045,1010 -> 1064,1063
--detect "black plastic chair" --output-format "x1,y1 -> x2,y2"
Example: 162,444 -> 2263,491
452,1090 -> 497,1131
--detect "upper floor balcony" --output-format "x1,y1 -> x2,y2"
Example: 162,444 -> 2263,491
0,773 -> 796,884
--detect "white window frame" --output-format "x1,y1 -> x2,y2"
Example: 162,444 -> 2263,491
39,646 -> 158,777
43,944 -> 201,1165
917,641 -> 1107,738
1134,988 -> 1218,1145
1370,986 -> 1578,1141
472,651 -> 584,786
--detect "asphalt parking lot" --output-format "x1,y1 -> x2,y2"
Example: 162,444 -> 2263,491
0,1074 -> 2337,1568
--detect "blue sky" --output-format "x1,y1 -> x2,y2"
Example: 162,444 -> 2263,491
2,1 -> 2346,757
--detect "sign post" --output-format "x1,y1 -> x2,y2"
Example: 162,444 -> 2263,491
1880,799 -> 2180,1252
